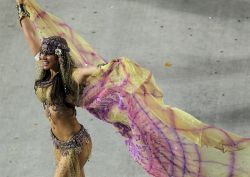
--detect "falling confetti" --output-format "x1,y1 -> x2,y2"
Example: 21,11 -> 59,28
164,62 -> 172,67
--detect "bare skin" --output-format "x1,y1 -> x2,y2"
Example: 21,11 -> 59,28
17,0 -> 99,176
39,53 -> 97,177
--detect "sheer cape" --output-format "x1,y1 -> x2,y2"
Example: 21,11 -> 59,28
26,1 -> 250,176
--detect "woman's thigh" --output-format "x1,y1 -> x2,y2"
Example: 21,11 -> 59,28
78,136 -> 92,167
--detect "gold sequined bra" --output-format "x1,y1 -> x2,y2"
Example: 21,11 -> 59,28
35,73 -> 77,117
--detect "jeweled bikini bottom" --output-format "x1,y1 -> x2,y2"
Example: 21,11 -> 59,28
50,124 -> 91,156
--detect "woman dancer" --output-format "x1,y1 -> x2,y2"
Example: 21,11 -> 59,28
16,0 -> 250,177
15,0 -> 102,176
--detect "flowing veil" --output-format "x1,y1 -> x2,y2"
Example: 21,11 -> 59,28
26,0 -> 106,67
25,0 -> 250,176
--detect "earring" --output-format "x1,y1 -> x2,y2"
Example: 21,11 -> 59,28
64,85 -> 68,93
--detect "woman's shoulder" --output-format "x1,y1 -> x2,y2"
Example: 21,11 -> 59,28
71,68 -> 82,85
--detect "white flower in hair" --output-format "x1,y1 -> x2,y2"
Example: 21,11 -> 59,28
55,48 -> 62,56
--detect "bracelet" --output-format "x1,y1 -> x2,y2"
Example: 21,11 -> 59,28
16,3 -> 30,27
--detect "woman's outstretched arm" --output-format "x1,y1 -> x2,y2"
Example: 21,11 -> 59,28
16,0 -> 41,56
72,66 -> 102,85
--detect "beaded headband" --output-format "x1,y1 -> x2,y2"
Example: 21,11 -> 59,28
41,36 -> 70,56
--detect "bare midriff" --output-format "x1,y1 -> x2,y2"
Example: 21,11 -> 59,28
44,104 -> 81,141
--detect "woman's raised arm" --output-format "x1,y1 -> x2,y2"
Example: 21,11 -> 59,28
16,0 -> 41,56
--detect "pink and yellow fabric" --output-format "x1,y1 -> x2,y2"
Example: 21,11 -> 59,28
26,0 -> 250,176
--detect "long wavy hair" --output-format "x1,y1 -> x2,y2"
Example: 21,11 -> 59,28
34,36 -> 83,107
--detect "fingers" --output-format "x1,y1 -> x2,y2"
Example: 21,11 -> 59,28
16,0 -> 24,4
112,58 -> 122,63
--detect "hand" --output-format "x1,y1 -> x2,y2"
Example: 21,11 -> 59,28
112,58 -> 120,63
16,0 -> 25,4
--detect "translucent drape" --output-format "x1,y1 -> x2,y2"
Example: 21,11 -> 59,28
26,1 -> 250,176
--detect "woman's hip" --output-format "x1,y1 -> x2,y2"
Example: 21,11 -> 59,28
51,124 -> 92,158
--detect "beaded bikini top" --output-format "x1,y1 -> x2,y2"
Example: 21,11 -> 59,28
34,73 -> 77,108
